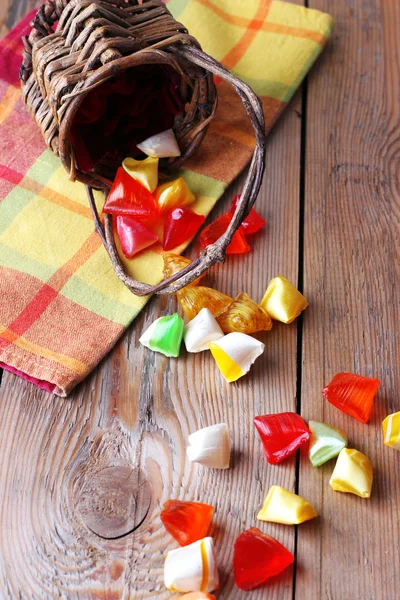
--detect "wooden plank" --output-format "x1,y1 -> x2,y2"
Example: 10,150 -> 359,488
297,0 -> 400,598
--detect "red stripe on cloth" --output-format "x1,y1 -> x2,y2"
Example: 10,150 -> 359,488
1,285 -> 58,340
0,164 -> 25,185
0,362 -> 56,393
0,12 -> 34,86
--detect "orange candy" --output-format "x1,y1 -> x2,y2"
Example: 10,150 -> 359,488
160,500 -> 214,546
323,372 -> 380,424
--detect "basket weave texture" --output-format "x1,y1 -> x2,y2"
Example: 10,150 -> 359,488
20,0 -> 266,296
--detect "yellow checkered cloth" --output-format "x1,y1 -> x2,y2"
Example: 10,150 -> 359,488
0,0 -> 333,395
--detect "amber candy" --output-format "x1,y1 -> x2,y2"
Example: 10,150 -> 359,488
177,286 -> 233,321
163,253 -> 205,289
217,292 -> 272,334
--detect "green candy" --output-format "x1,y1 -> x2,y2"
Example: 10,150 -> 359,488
308,420 -> 348,467
139,313 -> 184,357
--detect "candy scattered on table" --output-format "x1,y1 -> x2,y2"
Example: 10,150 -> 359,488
323,372 -> 380,424
155,177 -> 195,213
209,333 -> 265,383
115,215 -> 158,258
308,420 -> 348,467
217,292 -> 273,334
260,276 -> 308,324
164,537 -> 219,593
254,412 -> 311,464
177,286 -> 233,321
187,424 -> 231,469
233,528 -> 294,591
163,253 -> 205,288
329,448 -> 373,498
163,207 -> 205,251
184,308 -> 224,353
382,411 -> 400,450
137,128 -> 181,158
160,500 -> 214,546
122,156 -> 159,192
257,485 -> 318,525
139,313 -> 184,357
229,195 -> 266,234
103,167 -> 159,220
199,213 -> 250,254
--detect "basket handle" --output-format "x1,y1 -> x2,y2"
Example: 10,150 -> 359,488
87,45 -> 266,296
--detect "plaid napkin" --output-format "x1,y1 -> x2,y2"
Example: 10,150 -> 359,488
0,0 -> 333,396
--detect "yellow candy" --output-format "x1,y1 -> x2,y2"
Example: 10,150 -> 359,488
260,276 -> 308,324
208,332 -> 265,383
217,292 -> 273,334
163,253 -> 204,289
257,485 -> 318,525
177,286 -> 232,321
382,411 -> 400,450
154,177 -> 195,213
122,156 -> 159,192
329,448 -> 373,498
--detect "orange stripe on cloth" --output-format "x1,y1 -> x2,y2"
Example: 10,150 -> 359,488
0,324 -> 87,375
0,231 -> 101,351
220,0 -> 272,71
195,0 -> 327,45
209,120 -> 256,150
0,85 -> 20,124
20,176 -> 94,219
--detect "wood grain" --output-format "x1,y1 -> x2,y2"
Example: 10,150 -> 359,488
0,0 -> 303,595
296,0 -> 400,598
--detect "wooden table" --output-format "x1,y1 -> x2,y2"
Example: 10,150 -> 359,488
1,0 -> 399,598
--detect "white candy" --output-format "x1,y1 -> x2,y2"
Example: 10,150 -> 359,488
183,308 -> 224,353
137,128 -> 181,158
208,332 -> 265,382
164,537 -> 219,593
187,424 -> 230,469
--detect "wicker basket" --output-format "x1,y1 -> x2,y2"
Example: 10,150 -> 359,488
20,0 -> 266,296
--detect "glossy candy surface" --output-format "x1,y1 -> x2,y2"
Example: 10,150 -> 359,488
229,195 -> 266,234
257,485 -> 318,525
329,448 -> 373,498
177,286 -> 233,321
164,537 -> 219,593
155,177 -> 195,213
103,167 -> 159,220
115,215 -> 158,258
209,333 -> 265,383
122,156 -> 159,192
184,308 -> 224,353
254,412 -> 311,464
233,528 -> 294,591
323,372 -> 380,423
260,276 -> 308,324
187,423 -> 231,469
137,128 -> 181,158
382,411 -> 400,450
160,500 -> 214,546
139,313 -> 184,357
163,253 -> 204,288
163,207 -> 205,251
217,292 -> 272,334
199,213 -> 250,254
308,420 -> 348,467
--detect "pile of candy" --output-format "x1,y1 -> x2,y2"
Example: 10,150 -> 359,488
159,371 -> 387,594
140,270 -> 309,382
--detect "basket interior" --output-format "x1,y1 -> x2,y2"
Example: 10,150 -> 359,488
70,64 -> 185,174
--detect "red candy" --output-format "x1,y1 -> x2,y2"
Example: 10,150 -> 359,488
254,412 -> 311,464
160,500 -> 214,546
323,372 -> 380,424
199,213 -> 250,254
115,215 -> 158,258
103,167 -> 159,221
229,195 -> 266,234
163,207 -> 205,251
234,528 -> 294,590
